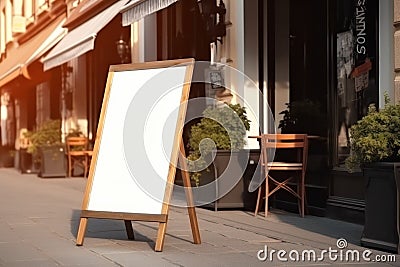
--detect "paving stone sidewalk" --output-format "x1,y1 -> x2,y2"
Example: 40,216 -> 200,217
0,168 -> 398,266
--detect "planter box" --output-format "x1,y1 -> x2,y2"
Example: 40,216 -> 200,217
199,150 -> 259,211
19,149 -> 40,174
0,146 -> 14,168
326,169 -> 365,224
361,162 -> 400,254
38,145 -> 66,178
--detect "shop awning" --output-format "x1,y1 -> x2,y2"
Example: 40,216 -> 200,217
120,0 -> 178,26
42,0 -> 130,71
0,16 -> 66,88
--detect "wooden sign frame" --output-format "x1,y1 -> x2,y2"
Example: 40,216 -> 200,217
76,58 -> 200,252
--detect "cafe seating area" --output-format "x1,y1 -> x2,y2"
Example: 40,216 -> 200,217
252,134 -> 309,218
65,136 -> 93,178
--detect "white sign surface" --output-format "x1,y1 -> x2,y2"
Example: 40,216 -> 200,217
86,64 -> 189,215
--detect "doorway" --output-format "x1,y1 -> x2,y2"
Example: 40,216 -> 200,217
272,0 -> 330,216
288,0 -> 328,124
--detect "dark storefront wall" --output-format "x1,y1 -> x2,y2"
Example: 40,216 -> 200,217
271,0 -> 330,216
274,0 -> 379,168
288,0 -> 328,109
156,1 -> 210,61
271,0 -> 379,221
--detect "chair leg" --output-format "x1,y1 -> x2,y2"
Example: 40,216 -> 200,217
297,176 -> 301,216
265,179 -> 269,217
297,174 -> 305,217
84,156 -> 88,178
304,188 -> 309,215
301,175 -> 305,217
68,157 -> 72,177
254,186 -> 262,217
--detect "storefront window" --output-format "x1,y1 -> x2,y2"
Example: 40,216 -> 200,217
335,0 -> 378,165
36,82 -> 51,127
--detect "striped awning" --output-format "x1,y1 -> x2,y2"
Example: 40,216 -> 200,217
120,0 -> 178,26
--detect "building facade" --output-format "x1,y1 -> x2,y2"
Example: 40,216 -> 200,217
0,0 -> 399,221
122,0 -> 398,221
0,0 -> 74,167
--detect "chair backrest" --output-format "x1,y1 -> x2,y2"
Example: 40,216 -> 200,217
66,136 -> 88,153
260,134 -> 309,167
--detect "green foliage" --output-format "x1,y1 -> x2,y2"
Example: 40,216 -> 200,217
25,120 -> 62,154
65,127 -> 86,151
66,127 -> 83,138
278,99 -> 325,135
346,94 -> 400,171
187,103 -> 251,185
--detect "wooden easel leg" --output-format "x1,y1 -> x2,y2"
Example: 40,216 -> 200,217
76,218 -> 88,246
124,220 -> 135,240
155,222 -> 168,252
179,140 -> 201,244
186,207 -> 201,244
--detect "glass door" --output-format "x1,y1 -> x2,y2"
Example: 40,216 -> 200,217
333,0 -> 378,167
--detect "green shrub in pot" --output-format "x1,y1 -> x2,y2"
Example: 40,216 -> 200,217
25,119 -> 62,154
346,94 -> 400,171
187,103 -> 251,185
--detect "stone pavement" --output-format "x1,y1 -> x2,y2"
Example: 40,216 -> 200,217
0,168 -> 398,267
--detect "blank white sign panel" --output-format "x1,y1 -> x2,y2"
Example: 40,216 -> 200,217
87,65 -> 188,215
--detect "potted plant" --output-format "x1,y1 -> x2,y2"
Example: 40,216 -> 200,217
25,119 -> 66,178
346,94 -> 400,253
0,145 -> 15,168
187,103 -> 257,210
278,99 -> 326,136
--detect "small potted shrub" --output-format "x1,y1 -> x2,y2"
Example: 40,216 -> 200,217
187,103 -> 252,210
346,94 -> 400,253
25,119 -> 66,178
278,99 -> 326,136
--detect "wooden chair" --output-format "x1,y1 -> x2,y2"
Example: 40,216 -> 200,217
254,134 -> 309,217
66,136 -> 90,177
